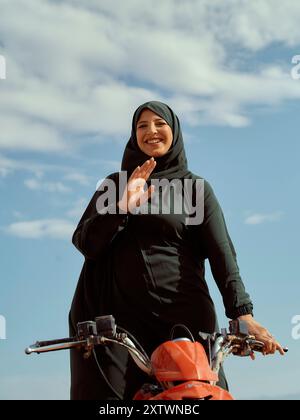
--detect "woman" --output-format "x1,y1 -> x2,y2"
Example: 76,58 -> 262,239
69,100 -> 284,400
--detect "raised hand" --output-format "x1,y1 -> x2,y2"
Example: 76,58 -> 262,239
118,157 -> 157,213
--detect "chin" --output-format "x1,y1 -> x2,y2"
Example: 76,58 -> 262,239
147,151 -> 165,158
143,147 -> 167,158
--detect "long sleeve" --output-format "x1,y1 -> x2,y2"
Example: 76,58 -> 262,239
200,180 -> 253,319
72,172 -> 128,260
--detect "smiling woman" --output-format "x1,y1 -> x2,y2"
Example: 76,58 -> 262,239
136,109 -> 173,158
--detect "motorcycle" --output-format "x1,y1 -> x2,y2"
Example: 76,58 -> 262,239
25,316 -> 288,400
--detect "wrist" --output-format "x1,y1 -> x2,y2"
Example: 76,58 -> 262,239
237,314 -> 253,321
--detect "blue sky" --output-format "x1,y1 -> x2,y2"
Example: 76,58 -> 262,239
0,0 -> 300,400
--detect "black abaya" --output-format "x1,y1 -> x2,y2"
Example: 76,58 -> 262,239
69,101 -> 253,400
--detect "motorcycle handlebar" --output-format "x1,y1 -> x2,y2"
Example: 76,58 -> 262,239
25,332 -> 153,375
25,316 -> 288,368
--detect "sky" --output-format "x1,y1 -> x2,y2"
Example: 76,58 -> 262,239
0,0 -> 300,400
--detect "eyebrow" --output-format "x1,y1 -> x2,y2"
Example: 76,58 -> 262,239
137,118 -> 165,124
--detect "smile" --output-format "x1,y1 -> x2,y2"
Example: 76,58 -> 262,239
145,139 -> 163,144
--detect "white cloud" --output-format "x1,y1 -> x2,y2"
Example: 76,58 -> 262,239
0,154 -> 19,177
24,178 -> 71,193
63,172 -> 90,186
218,0 -> 300,50
0,153 -> 101,186
5,219 -> 75,240
245,211 -> 284,225
1,0 -> 300,155
0,154 -> 45,177
0,112 -> 67,152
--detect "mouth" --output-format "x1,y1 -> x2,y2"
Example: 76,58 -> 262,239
145,138 -> 164,145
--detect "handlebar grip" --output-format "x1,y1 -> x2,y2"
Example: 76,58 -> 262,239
249,340 -> 264,351
36,337 -> 76,347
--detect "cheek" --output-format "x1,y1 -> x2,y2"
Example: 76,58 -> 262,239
136,131 -> 145,150
136,131 -> 141,143
165,128 -> 173,148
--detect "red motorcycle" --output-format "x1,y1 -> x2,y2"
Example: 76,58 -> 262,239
25,316 -> 287,400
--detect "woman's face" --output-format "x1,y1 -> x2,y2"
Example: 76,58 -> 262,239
136,109 -> 173,157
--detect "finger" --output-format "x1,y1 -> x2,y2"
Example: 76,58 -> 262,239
144,161 -> 157,182
276,341 -> 286,356
262,330 -> 285,356
269,341 -> 277,355
139,157 -> 152,171
130,159 -> 153,180
264,339 -> 278,355
262,340 -> 272,355
140,159 -> 156,180
129,165 -> 141,181
266,336 -> 276,354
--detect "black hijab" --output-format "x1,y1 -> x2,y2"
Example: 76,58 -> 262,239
121,101 -> 192,180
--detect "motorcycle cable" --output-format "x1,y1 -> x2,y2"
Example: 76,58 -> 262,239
117,325 -> 150,360
169,324 -> 195,342
92,349 -> 123,400
92,326 -> 150,400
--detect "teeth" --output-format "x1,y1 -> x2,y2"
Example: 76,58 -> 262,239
146,140 -> 161,144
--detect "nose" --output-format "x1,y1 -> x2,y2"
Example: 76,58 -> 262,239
147,122 -> 158,135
